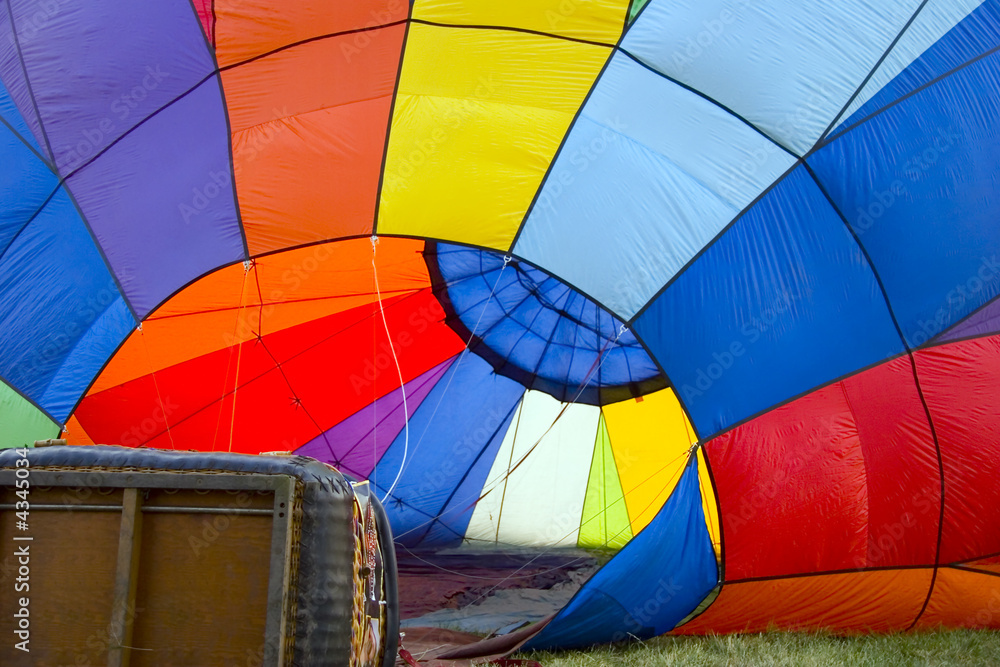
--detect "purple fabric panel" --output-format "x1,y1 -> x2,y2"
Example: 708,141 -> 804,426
939,298 -> 1000,342
66,76 -> 243,318
0,2 -> 49,159
4,0 -> 214,174
296,356 -> 457,479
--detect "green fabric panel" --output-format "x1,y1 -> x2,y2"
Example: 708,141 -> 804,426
578,412 -> 633,549
628,0 -> 652,24
0,381 -> 59,448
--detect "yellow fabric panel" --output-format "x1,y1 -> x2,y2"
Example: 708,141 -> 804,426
413,0 -> 628,44
378,24 -> 611,250
697,447 -> 721,555
603,388 -> 698,535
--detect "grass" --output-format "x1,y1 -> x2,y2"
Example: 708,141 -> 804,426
515,630 -> 1000,666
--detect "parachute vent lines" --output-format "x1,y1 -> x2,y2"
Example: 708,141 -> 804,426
425,242 -> 667,406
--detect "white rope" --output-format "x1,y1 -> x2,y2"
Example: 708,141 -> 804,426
372,235 -> 409,502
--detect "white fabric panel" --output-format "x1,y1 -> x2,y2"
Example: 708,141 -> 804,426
623,0 -> 924,155
466,391 -> 599,547
831,0 -> 985,133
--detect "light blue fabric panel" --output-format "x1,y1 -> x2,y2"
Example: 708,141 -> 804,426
516,52 -> 794,320
830,0 -> 986,135
623,0 -> 923,155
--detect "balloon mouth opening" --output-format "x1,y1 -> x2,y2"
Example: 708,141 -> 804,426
423,241 -> 668,406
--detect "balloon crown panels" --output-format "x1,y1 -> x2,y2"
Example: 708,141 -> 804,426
425,242 -> 668,406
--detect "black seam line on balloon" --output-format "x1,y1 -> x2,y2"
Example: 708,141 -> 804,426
5,0 -> 55,162
625,0 -> 657,31
0,110 -> 51,168
144,289 -> 417,323
626,159 -> 802,326
501,280 -> 562,378
948,565 -> 1000,580
627,325 -> 688,425
543,452 -> 701,631
618,48 -> 799,160
814,0 -> 931,149
952,548 -> 1000,565
507,40 -> 619,252
61,72 -> 219,183
203,16 -> 250,261
622,0 -> 635,33
811,41 -> 1000,154
408,19 -> 616,49
0,371 -> 61,429
526,284 -> 573,380
575,406 -> 598,542
722,564 -> 937,586
383,233 -> 636,321
690,347 -> 915,443
371,14 -> 412,237
702,448 -> 725,584
60,251 -> 274,420
337,359 -> 453,466
802,162 -> 946,632
413,399 -> 521,545
124,289 -> 430,445
928,292 -> 1000,346
0,184 -> 59,264
217,19 -> 409,72
210,0 -> 217,47
426,247 -> 666,405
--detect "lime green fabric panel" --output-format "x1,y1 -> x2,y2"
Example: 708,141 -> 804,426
628,0 -> 652,24
578,412 -> 632,549
1,381 -> 59,448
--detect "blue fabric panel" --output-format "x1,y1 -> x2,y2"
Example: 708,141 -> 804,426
517,51 -> 793,319
525,456 -> 718,649
0,116 -> 56,254
39,297 -> 135,419
829,0 -> 989,137
633,166 -> 903,437
0,76 -> 41,153
432,244 -> 664,404
808,50 -> 1000,348
623,0 -> 922,155
0,187 -> 135,421
832,0 -> 1000,139
373,354 -> 524,548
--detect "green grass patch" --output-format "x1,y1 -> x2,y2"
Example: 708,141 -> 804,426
517,630 -> 1000,666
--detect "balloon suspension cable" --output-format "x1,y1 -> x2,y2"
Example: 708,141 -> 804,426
396,253 -> 514,486
372,236 -> 409,502
138,324 -> 177,450
227,261 -> 252,453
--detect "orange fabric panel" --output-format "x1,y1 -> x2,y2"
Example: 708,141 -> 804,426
956,554 -> 1000,575
674,570 -> 933,635
74,290 -> 464,453
62,415 -> 96,446
223,25 -> 405,255
91,239 -> 429,394
914,568 -> 1000,629
214,0 -> 408,68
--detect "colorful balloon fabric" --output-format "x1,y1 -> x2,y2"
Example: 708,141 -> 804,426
2,0 -> 1000,646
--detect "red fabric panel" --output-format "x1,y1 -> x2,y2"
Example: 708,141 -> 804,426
673,570 -> 932,634
915,335 -> 1000,564
75,289 -> 464,453
706,382 -> 869,580
706,356 -> 941,580
841,357 -> 940,568
192,0 -> 214,44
